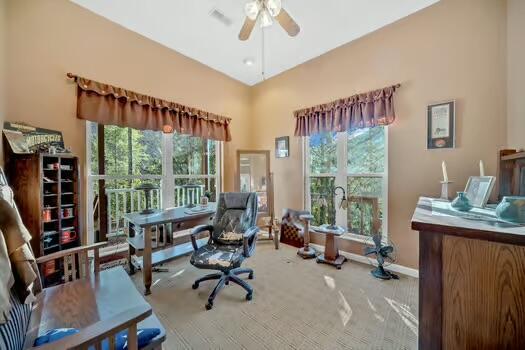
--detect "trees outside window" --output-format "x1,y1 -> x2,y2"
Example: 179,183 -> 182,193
305,127 -> 387,238
87,122 -> 221,239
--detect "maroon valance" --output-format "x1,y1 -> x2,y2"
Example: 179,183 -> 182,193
294,84 -> 400,136
69,74 -> 232,141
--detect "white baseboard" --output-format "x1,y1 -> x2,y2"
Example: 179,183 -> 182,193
310,243 -> 419,278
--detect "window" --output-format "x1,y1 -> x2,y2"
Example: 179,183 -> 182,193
87,122 -> 221,239
305,127 -> 387,239
172,134 -> 218,206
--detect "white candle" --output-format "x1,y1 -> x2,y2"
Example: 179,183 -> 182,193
442,161 -> 449,183
479,160 -> 485,176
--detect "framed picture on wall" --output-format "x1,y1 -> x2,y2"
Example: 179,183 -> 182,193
275,136 -> 289,158
427,101 -> 455,149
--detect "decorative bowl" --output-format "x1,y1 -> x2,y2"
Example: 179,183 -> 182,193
451,192 -> 473,212
495,196 -> 525,224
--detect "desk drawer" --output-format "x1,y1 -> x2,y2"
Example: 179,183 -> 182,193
172,216 -> 213,232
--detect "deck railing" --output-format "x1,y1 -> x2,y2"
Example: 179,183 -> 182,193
106,187 -> 162,234
105,184 -> 205,234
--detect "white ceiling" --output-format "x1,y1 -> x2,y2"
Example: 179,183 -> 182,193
71,0 -> 439,86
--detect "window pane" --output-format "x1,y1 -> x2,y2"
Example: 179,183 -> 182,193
104,178 -> 162,233
89,122 -> 99,175
99,125 -> 161,176
174,178 -> 216,207
309,132 -> 337,174
347,176 -> 383,236
347,127 -> 385,174
173,134 -> 216,175
309,176 -> 335,226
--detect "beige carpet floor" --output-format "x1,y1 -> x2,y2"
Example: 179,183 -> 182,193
132,242 -> 418,350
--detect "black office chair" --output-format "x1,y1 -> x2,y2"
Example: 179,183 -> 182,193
189,192 -> 259,310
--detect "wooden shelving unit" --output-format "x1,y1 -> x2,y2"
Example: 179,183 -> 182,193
5,152 -> 81,286
498,149 -> 525,199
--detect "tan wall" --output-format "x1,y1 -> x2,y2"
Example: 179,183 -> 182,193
250,0 -> 508,268
0,0 -> 6,166
5,0 -> 252,235
3,0 -> 513,268
507,0 -> 525,150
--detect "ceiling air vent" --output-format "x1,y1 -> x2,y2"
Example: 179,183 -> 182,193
209,8 -> 233,27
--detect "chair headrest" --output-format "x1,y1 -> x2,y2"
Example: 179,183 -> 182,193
221,192 -> 256,210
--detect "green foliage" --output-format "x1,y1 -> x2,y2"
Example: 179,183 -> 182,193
348,127 -> 385,173
89,124 -> 218,224
309,177 -> 335,226
309,132 -> 337,174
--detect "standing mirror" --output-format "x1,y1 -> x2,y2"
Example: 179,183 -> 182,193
236,150 -> 272,217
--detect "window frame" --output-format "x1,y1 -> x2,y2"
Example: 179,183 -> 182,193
303,127 -> 388,243
85,122 -> 222,242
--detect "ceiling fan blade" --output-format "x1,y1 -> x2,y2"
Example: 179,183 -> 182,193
275,8 -> 300,37
239,17 -> 257,41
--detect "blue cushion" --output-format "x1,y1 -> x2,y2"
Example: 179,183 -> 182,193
100,328 -> 161,350
34,328 -> 80,346
34,327 -> 160,350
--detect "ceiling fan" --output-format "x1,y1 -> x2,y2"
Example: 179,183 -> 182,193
238,0 -> 300,41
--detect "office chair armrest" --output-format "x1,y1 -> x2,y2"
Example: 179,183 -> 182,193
190,225 -> 214,251
243,226 -> 259,257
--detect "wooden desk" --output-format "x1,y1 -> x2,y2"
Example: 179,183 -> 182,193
125,204 -> 215,295
412,197 -> 525,350
25,267 -> 165,348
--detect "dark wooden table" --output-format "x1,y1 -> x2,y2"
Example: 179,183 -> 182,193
125,204 -> 216,295
412,197 -> 525,350
25,267 -> 165,348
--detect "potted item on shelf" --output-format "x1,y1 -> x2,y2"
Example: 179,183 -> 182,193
43,260 -> 55,277
451,192 -> 473,212
46,162 -> 60,170
42,209 -> 52,222
495,196 -> 525,224
61,230 -> 77,244
61,207 -> 73,218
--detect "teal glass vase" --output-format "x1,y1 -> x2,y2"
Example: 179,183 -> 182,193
495,196 -> 525,224
451,192 -> 472,212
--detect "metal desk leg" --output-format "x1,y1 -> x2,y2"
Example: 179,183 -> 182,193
143,225 -> 153,295
128,221 -> 136,275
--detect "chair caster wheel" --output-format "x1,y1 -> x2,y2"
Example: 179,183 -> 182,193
248,273 -> 254,280
225,280 -> 229,285
192,283 -> 199,290
336,266 -> 342,270
205,302 -> 213,310
246,293 -> 253,301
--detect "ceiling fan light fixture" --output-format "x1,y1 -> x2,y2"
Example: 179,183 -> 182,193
260,9 -> 273,27
244,1 -> 261,20
265,0 -> 282,17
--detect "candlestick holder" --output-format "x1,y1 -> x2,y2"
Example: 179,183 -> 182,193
440,181 -> 453,201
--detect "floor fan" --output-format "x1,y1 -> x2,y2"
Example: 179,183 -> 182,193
364,233 -> 399,280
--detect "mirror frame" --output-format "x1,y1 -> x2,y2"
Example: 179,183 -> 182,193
235,150 -> 272,217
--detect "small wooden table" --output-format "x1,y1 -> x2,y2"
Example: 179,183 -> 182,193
25,267 -> 165,348
315,228 -> 347,269
125,204 -> 216,295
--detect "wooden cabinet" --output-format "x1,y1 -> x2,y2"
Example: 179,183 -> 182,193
498,149 -> 525,199
5,153 -> 81,285
412,197 -> 525,349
